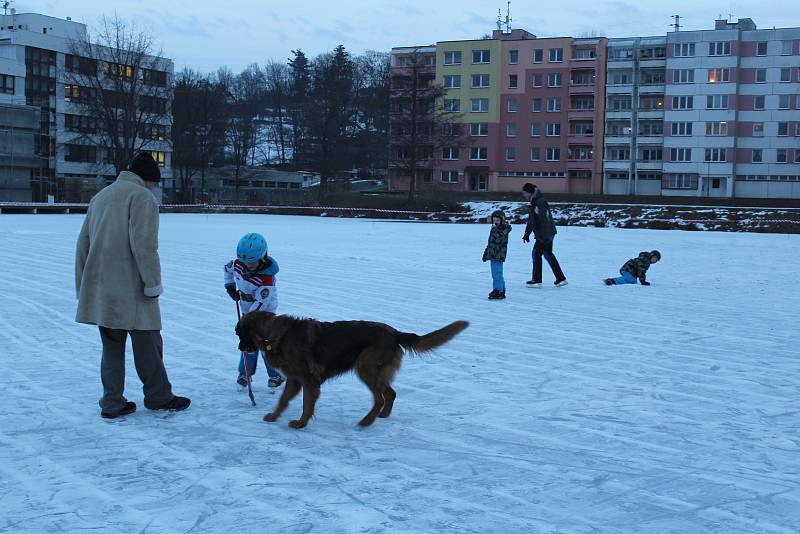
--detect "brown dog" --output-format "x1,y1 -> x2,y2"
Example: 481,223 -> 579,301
235,311 -> 469,428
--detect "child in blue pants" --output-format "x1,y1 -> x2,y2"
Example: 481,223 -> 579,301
482,210 -> 511,300
224,233 -> 284,389
604,250 -> 661,286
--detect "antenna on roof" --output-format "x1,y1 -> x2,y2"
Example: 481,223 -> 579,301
2,0 -> 14,16
496,2 -> 512,33
670,14 -> 681,32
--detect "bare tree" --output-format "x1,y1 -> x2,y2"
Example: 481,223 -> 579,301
171,68 -> 228,203
66,15 -> 172,176
351,51 -> 390,176
222,64 -> 266,202
263,60 -> 290,165
389,49 -> 467,203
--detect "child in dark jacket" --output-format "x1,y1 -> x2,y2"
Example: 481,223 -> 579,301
604,250 -> 661,286
482,210 -> 512,299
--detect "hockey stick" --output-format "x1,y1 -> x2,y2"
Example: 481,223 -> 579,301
236,301 -> 256,406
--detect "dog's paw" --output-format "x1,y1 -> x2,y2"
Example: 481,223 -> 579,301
288,419 -> 307,429
263,412 -> 278,422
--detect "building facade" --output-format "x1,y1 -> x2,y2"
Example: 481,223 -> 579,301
606,18 -> 800,199
0,12 -> 173,202
389,29 -> 608,195
0,103 -> 41,201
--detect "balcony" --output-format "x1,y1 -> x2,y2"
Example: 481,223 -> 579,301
568,132 -> 595,145
567,159 -> 594,171
636,160 -> 664,171
603,159 -> 631,171
569,81 -> 595,94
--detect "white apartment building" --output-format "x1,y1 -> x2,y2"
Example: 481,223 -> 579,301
0,11 -> 173,202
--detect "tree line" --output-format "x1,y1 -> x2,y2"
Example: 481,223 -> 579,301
172,46 -> 390,203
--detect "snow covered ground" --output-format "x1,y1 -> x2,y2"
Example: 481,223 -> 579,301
1,214 -> 799,533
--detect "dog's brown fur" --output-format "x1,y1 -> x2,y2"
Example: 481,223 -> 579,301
235,311 -> 469,428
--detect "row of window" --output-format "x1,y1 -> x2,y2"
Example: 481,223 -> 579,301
674,40 -> 794,58
633,147 -> 800,164
63,145 -> 167,165
671,94 -> 797,110
671,67 -> 799,84
436,146 -> 572,162
63,85 -> 168,113
65,55 -> 168,86
443,96 -> 593,113
221,180 -> 302,189
442,72 -> 572,89
443,47 -> 567,66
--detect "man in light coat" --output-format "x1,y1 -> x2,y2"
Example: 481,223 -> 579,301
76,152 -> 190,418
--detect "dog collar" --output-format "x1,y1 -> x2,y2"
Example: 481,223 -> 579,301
263,339 -> 273,352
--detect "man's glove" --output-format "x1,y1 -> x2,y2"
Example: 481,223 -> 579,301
522,235 -> 530,243
225,283 -> 240,301
482,250 -> 488,262
640,280 -> 651,286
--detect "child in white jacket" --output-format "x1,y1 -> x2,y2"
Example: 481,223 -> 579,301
224,233 -> 284,389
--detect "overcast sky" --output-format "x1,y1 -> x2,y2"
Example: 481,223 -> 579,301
18,0 -> 800,72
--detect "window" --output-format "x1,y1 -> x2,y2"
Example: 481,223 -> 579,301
781,94 -> 794,110
754,95 -> 765,110
572,96 -> 595,110
532,73 -> 543,87
546,97 -> 561,112
709,41 -> 731,56
704,148 -> 727,162
509,74 -> 518,88
546,147 -> 560,161
531,123 -> 541,137
707,68 -> 729,83
666,174 -> 694,189
672,96 -> 693,110
532,98 -> 542,112
441,170 -> 459,183
64,114 -> 98,133
444,99 -> 460,112
609,70 -> 632,85
781,40 -> 792,55
607,95 -> 631,111
0,73 -> 14,94
442,123 -> 461,136
470,147 -> 488,160
755,69 -> 767,83
575,48 -> 597,59
674,42 -> 695,57
777,149 -> 788,163
547,73 -> 562,87
707,95 -> 729,109
506,147 -> 516,161
674,69 -> 694,83
531,147 -> 541,161
670,148 -> 692,162
443,75 -> 461,88
606,146 -> 630,160
757,42 -> 768,56
472,74 -> 490,88
509,49 -> 519,64
444,51 -> 462,65
752,149 -> 763,163
442,147 -> 459,160
533,49 -> 543,63
546,122 -> 561,136
473,50 -> 490,64
507,98 -> 518,112
64,144 -> 97,163
780,68 -> 791,82
548,48 -> 563,62
639,147 -> 662,161
569,146 -> 592,160
609,47 -> 634,60
753,122 -> 764,136
705,121 -> 728,136
638,120 -> 662,136
145,123 -> 166,140
796,150 -> 800,163
506,123 -> 517,137
65,54 -> 98,76
142,69 -> 167,87
470,123 -> 489,136
471,98 -> 489,112
150,151 -> 166,167
141,96 -> 167,114
778,122 -> 789,136
671,122 -> 693,136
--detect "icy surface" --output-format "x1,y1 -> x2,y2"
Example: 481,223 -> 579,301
1,214 -> 799,533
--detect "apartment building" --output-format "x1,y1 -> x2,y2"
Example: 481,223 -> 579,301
389,29 -> 608,194
606,18 -> 800,199
603,37 -> 667,195
0,12 -> 173,202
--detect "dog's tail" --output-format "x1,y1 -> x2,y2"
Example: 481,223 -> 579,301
397,320 -> 469,354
